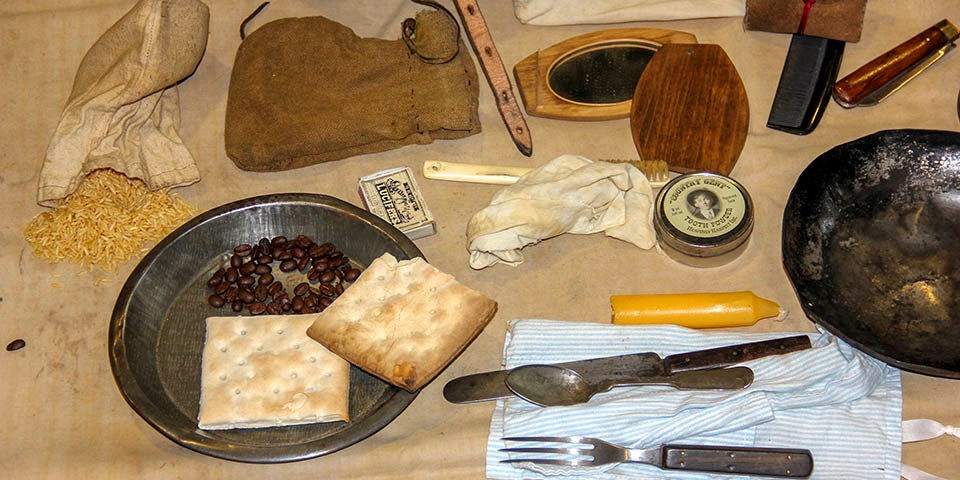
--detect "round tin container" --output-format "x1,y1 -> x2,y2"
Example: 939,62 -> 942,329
654,172 -> 754,267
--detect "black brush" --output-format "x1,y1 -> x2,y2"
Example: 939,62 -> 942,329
767,34 -> 845,135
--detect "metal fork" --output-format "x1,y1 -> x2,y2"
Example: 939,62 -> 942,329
501,436 -> 813,478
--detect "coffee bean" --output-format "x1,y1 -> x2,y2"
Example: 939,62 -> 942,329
208,294 -> 226,308
291,296 -> 304,313
207,275 -> 223,288
225,287 -> 239,303
6,338 -> 26,351
6,339 -> 26,351
214,235 -> 355,315
249,302 -> 267,315
319,271 -> 336,284
343,268 -> 361,281
295,235 -> 312,248
239,262 -> 256,275
254,284 -> 269,301
238,288 -> 255,304
270,236 -> 287,248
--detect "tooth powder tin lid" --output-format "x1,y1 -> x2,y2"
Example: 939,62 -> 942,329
654,172 -> 754,266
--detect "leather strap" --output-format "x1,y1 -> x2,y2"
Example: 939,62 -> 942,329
452,0 -> 533,156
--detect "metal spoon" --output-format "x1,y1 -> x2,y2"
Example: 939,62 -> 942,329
505,364 -> 754,407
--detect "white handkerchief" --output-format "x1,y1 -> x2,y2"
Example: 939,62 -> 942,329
466,155 -> 656,270
487,320 -> 902,480
513,0 -> 746,25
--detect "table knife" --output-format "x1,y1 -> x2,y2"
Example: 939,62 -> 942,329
443,335 -> 811,404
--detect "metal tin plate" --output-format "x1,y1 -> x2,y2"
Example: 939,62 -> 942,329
783,130 -> 960,378
109,193 -> 423,462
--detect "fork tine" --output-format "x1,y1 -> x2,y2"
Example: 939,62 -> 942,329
499,458 -> 592,466
502,436 -> 592,443
501,447 -> 591,455
500,437 -> 599,467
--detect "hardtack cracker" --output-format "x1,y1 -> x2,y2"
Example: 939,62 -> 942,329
198,314 -> 350,430
306,253 -> 497,392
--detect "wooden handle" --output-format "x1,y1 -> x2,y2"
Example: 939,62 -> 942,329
663,335 -> 812,373
661,445 -> 813,477
834,20 -> 958,107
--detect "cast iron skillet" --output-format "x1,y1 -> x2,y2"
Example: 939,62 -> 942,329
783,129 -> 960,378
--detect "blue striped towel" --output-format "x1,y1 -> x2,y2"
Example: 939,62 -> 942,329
486,319 -> 902,480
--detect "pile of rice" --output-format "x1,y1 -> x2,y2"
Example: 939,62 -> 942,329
24,169 -> 196,271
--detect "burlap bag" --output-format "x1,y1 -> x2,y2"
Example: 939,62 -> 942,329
224,8 -> 480,172
37,0 -> 209,206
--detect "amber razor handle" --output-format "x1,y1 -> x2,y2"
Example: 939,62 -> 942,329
834,19 -> 958,107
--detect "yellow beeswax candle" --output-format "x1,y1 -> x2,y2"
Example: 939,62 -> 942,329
610,291 -> 782,328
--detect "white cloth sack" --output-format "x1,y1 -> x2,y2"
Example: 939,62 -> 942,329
901,419 -> 960,480
513,0 -> 745,25
487,320 -> 903,480
37,0 -> 209,206
466,155 -> 656,270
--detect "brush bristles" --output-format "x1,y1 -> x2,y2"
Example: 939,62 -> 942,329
599,158 -> 671,183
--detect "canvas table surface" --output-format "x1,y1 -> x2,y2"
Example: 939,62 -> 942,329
1,1 -> 958,478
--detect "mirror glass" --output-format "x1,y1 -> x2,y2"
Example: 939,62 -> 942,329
548,43 -> 657,105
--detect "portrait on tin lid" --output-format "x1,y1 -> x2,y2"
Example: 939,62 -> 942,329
687,189 -> 721,220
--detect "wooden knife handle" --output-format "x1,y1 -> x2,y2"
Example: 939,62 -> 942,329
661,445 -> 814,477
663,335 -> 812,374
834,20 -> 959,107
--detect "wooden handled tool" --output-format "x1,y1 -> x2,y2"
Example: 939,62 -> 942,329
834,19 -> 959,107
452,0 -> 533,156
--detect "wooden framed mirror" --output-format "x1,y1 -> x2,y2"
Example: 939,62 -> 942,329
513,28 -> 697,121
